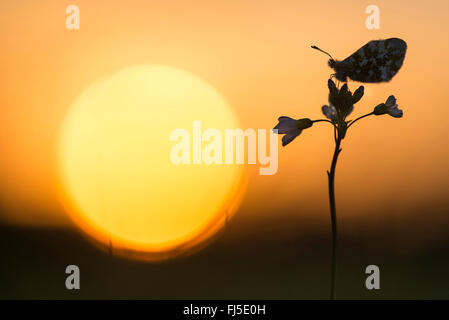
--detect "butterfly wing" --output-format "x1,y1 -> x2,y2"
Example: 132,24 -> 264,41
340,38 -> 407,83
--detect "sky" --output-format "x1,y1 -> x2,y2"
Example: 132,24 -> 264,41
1,0 -> 449,251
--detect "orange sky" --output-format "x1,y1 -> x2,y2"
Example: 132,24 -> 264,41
1,0 -> 449,235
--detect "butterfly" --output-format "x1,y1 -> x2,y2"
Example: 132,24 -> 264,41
312,38 -> 407,83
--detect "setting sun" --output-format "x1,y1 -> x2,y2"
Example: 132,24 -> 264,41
57,65 -> 245,260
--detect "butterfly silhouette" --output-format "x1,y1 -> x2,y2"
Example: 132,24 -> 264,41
312,38 -> 407,83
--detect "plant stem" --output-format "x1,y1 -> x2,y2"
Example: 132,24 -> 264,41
312,119 -> 334,124
327,134 -> 342,300
347,112 -> 374,129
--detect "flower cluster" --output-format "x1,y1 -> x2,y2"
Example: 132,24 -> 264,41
273,79 -> 403,145
322,79 -> 364,139
323,80 -> 363,121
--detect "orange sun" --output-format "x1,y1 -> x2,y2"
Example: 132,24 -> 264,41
57,65 -> 246,261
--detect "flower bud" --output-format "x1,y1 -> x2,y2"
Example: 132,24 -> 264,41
338,83 -> 349,100
352,86 -> 364,104
328,79 -> 338,97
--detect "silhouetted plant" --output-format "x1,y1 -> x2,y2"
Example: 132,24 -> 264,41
273,78 -> 403,299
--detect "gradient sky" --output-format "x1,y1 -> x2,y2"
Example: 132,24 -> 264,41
1,0 -> 449,250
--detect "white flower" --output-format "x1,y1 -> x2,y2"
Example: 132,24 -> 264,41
273,116 -> 313,146
374,95 -> 403,118
385,95 -> 403,118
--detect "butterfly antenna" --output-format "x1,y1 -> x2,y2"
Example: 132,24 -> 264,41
311,45 -> 334,60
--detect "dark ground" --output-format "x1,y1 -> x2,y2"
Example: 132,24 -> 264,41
1,215 -> 449,299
